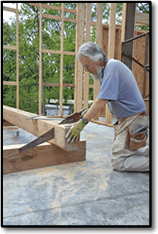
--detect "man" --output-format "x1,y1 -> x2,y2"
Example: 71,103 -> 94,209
66,42 -> 149,172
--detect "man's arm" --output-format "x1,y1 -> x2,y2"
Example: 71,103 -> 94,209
83,98 -> 109,121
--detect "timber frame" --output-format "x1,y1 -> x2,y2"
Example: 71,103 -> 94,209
3,3 -> 150,127
3,105 -> 86,174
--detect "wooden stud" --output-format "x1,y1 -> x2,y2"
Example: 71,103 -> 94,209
123,3 -> 136,70
16,3 -> 19,109
39,3 -> 42,115
121,3 -> 127,42
84,3 -> 91,109
105,3 -> 116,124
93,3 -> 103,120
76,3 -> 85,111
59,3 -> 64,116
74,4 -> 80,112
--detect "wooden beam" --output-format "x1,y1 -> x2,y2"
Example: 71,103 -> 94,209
76,3 -> 85,111
93,3 -> 102,101
3,6 -> 16,13
39,3 -> 42,115
93,3 -> 103,120
84,3 -> 91,109
135,12 -> 149,26
3,45 -> 17,50
29,3 -> 77,14
3,81 -> 17,86
42,49 -> 61,54
3,126 -> 18,129
74,3 -> 80,112
42,13 -> 77,23
43,83 -> 75,87
16,3 -> 19,109
3,105 -> 86,152
3,142 -> 86,174
59,3 -> 64,116
123,3 -> 136,70
121,3 -> 127,42
106,3 -> 117,124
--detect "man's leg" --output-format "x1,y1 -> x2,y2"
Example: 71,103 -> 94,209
111,124 -> 149,172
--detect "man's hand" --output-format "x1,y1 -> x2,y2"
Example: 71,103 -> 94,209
66,119 -> 86,143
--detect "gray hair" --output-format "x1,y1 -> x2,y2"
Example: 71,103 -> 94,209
77,42 -> 107,62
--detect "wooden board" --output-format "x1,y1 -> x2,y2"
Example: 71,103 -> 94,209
3,142 -> 86,174
3,105 -> 86,152
105,3 -> 116,124
93,3 -> 103,120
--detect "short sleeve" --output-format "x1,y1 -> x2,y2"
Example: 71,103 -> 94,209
97,62 -> 119,100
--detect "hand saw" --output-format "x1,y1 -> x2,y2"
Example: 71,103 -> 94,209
19,108 -> 87,153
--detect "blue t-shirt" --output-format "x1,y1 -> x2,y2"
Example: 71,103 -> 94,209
97,59 -> 146,118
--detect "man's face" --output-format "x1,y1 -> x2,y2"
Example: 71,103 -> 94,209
80,56 -> 102,80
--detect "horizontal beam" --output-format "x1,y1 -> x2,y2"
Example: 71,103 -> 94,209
43,83 -> 75,87
3,105 -> 86,152
3,45 -> 17,50
3,142 -> 86,174
42,13 -> 77,23
3,6 -> 16,13
135,11 -> 149,26
42,49 -> 75,55
29,3 -> 77,14
3,126 -> 18,129
3,81 -> 17,86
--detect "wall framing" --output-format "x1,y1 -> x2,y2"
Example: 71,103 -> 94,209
3,3 -> 150,125
3,3 -> 19,109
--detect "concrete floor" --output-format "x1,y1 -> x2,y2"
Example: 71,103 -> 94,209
3,120 -> 150,226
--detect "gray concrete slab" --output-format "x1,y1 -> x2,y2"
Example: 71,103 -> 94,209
3,121 -> 150,226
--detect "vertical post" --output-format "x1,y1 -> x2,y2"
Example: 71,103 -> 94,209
105,3 -> 116,124
74,3 -> 79,112
39,3 -> 42,115
123,3 -> 136,70
121,3 -> 127,43
76,3 -> 85,111
16,3 -> 19,109
59,3 -> 64,116
84,3 -> 91,109
93,3 -> 103,120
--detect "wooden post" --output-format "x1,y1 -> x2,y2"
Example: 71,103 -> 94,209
105,3 -> 116,124
121,3 -> 127,42
16,3 -> 19,109
59,3 -> 64,116
39,3 -> 42,115
76,3 -> 85,111
123,3 -> 136,70
74,4 -> 79,112
93,3 -> 103,120
84,3 -> 91,109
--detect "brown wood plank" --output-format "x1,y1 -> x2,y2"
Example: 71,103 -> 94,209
3,105 -> 86,152
3,142 -> 86,174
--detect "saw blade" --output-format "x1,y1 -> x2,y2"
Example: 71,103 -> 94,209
19,128 -> 55,153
